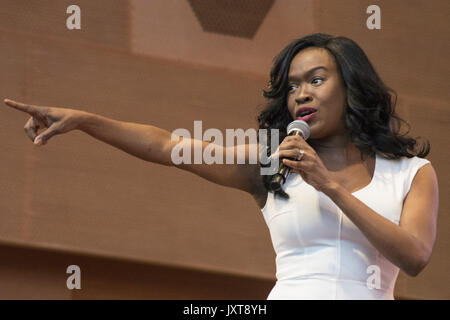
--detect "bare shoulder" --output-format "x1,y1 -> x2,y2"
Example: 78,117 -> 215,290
407,162 -> 439,197
402,162 -> 439,211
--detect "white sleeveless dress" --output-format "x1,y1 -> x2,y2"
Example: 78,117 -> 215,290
261,153 -> 430,300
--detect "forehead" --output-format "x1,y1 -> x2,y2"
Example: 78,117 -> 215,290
288,47 -> 337,76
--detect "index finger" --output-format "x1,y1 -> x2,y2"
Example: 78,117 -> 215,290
285,134 -> 305,143
4,99 -> 38,115
283,134 -> 313,151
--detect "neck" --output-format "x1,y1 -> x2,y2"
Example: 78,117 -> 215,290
309,133 -> 363,164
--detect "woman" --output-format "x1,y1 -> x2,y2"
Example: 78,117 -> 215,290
4,33 -> 439,299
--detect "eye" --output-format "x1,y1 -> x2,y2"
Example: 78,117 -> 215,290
311,77 -> 324,86
287,84 -> 298,93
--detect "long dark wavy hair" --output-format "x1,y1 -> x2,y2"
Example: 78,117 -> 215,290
258,33 -> 430,199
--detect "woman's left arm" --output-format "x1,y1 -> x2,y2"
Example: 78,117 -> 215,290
278,135 -> 439,277
323,163 -> 439,277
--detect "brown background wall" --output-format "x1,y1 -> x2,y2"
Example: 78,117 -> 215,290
0,0 -> 448,299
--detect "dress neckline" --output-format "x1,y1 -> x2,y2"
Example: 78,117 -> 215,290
260,153 -> 380,212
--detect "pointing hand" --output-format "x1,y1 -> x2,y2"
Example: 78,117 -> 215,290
4,98 -> 85,146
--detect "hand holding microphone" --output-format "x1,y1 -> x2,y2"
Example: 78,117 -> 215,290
269,120 -> 310,192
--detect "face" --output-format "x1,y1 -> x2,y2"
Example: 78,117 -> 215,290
286,47 -> 348,139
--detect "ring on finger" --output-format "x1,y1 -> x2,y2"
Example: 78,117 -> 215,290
296,149 -> 305,161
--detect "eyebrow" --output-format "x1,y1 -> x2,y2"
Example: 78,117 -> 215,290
288,66 -> 328,81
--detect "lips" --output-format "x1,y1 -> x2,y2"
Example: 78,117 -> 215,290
295,107 -> 317,119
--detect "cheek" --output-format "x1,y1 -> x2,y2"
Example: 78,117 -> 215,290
325,104 -> 345,127
323,88 -> 346,116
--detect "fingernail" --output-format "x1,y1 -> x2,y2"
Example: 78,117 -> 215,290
34,138 -> 41,145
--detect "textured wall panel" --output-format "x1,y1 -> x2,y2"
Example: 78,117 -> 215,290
131,0 -> 315,75
0,0 -> 130,50
0,31 -> 275,280
187,0 -> 274,38
0,32 -> 33,242
313,0 -> 450,101
0,243 -> 274,299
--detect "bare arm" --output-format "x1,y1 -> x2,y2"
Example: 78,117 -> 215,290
4,99 -> 264,195
77,112 -> 172,165
277,134 -> 439,277
80,111 -> 263,193
322,164 -> 439,277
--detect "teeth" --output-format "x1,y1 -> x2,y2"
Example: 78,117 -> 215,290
300,111 -> 312,117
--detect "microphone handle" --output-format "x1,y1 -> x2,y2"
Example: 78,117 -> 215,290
269,130 -> 303,192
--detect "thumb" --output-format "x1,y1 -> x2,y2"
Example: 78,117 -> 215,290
34,124 -> 60,145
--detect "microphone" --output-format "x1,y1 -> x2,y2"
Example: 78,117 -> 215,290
269,120 -> 310,192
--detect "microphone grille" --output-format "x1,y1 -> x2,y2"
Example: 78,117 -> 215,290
287,120 -> 310,139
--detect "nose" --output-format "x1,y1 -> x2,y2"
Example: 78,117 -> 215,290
295,85 -> 312,104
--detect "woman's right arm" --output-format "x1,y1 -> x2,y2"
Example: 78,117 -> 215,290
4,99 -> 264,196
79,112 -> 263,195
78,112 -> 173,165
